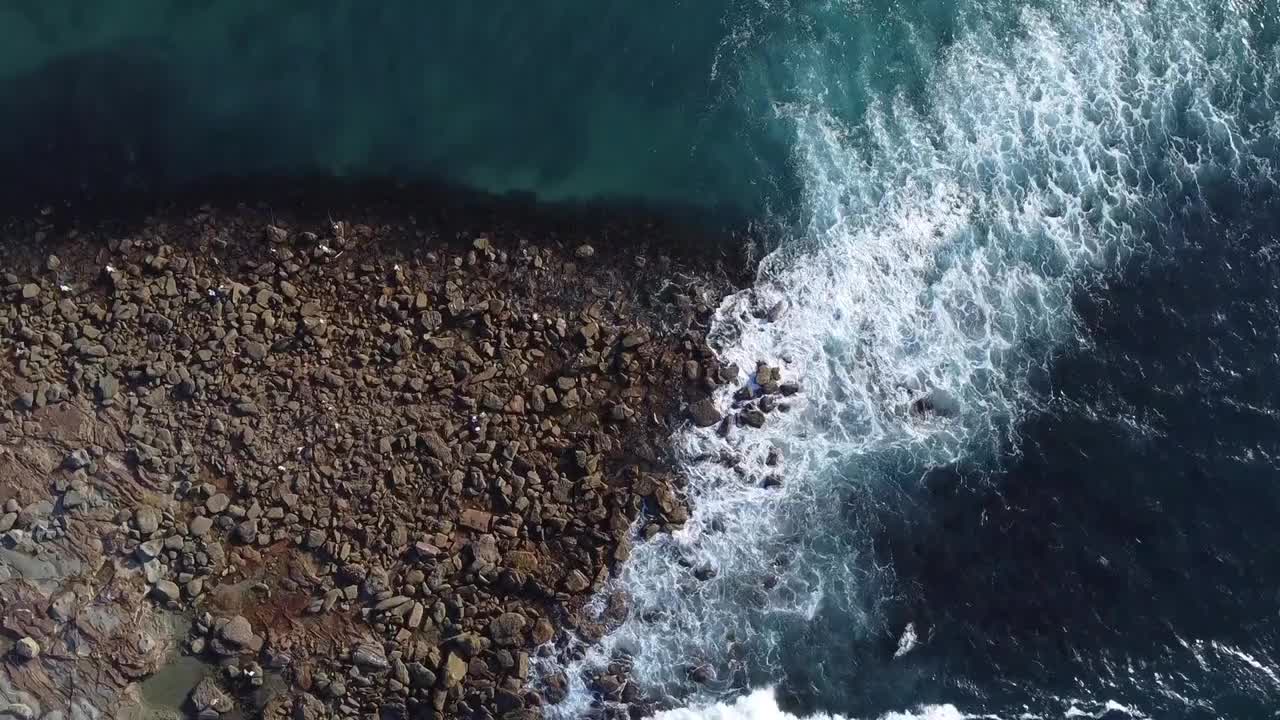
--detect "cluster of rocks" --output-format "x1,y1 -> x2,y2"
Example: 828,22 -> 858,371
0,198 -> 746,719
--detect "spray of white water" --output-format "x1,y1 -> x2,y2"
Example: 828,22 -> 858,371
542,1 -> 1280,717
647,688 -> 967,720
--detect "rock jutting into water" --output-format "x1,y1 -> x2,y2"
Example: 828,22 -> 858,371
0,194 -> 747,719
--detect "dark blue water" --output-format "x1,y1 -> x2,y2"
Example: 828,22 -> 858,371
5,2 -> 1280,718
850,197 -> 1280,719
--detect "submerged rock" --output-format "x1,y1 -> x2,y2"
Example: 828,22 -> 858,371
189,676 -> 233,716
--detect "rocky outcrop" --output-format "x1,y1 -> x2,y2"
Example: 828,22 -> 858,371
0,195 -> 745,719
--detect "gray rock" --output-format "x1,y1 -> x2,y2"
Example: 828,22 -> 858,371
20,282 -> 39,299
61,490 -> 84,509
621,331 -> 649,348
351,642 -> 389,671
151,580 -> 181,602
63,449 -> 91,470
48,591 -> 77,622
396,661 -> 430,692
189,516 -> 213,537
189,675 -> 233,714
14,637 -> 39,660
95,376 -> 119,402
495,689 -> 525,713
291,693 -> 328,720
134,506 -> 160,534
303,528 -> 325,548
0,703 -> 34,720
205,493 -> 230,514
234,518 -> 258,544
220,615 -> 255,648
143,560 -> 163,584
136,538 -> 165,560
372,595 -> 410,612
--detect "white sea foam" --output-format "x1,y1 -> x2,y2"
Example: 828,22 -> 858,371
645,688 -> 967,720
542,0 -> 1280,716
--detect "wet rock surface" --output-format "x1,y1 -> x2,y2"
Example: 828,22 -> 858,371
0,194 -> 746,719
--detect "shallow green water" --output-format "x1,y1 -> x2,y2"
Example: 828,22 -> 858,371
134,653 -> 206,720
0,1 -> 790,209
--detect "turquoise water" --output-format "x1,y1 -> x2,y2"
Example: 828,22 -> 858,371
0,1 -> 985,211
9,3 -> 1280,720
0,1 -> 791,208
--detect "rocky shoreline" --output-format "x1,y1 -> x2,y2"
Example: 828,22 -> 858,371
0,194 -> 748,720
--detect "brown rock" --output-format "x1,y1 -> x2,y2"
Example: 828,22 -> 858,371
460,509 -> 492,532
563,569 -> 591,593
486,613 -> 527,646
689,398 -> 722,427
530,618 -> 555,646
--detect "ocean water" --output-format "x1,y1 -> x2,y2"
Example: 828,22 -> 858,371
536,1 -> 1280,718
6,1 -> 1280,719
0,1 -> 790,209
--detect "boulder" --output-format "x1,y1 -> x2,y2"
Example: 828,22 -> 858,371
688,398 -> 722,428
151,580 -> 181,602
189,676 -> 233,715
563,569 -> 591,593
95,376 -> 119,402
530,618 -> 555,646
405,662 -> 435,690
486,612 -> 527,646
189,516 -> 213,537
64,449 -> 91,470
460,509 -> 491,532
205,493 -> 230,514
291,692 -> 328,720
14,637 -> 39,660
351,641 -> 389,671
220,615 -> 256,648
441,653 -> 468,688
